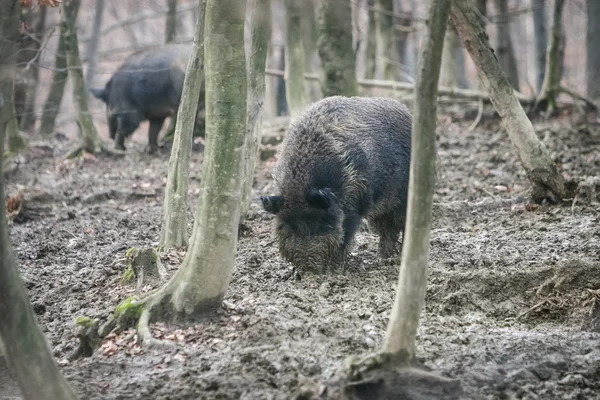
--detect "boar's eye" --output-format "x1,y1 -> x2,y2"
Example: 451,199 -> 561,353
261,195 -> 285,214
307,188 -> 333,210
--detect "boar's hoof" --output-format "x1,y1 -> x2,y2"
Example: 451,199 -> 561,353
145,144 -> 158,155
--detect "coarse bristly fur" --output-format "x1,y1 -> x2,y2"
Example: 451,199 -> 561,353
261,96 -> 412,272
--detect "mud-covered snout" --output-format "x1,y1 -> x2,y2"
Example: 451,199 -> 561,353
275,224 -> 345,271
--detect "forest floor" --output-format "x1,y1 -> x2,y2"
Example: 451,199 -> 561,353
1,108 -> 600,400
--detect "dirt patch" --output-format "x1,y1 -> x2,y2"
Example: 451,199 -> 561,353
2,111 -> 600,399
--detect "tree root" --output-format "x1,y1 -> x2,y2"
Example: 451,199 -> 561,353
68,317 -> 101,361
293,352 -> 463,399
122,247 -> 166,289
63,142 -> 126,161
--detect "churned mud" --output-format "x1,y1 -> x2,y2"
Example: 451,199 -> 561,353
1,108 -> 599,399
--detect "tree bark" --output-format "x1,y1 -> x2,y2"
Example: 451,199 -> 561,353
352,0 -> 369,80
84,0 -> 104,104
586,0 -> 600,99
16,6 -> 46,133
284,0 -> 308,119
534,0 -> 565,113
383,0 -> 450,359
265,0 -> 286,118
316,0 -> 358,97
61,0 -> 102,154
124,0 -> 247,336
165,0 -> 177,43
157,0 -> 207,253
374,0 -> 393,80
39,31 -> 67,135
441,25 -> 468,88
0,7 -> 78,400
493,0 -> 520,91
300,0 -> 322,103
1,0 -> 26,153
532,0 -> 547,93
451,0 -> 564,202
241,0 -> 271,217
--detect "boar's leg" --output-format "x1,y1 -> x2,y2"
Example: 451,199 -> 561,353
115,131 -> 126,151
370,211 -> 405,259
147,118 -> 165,154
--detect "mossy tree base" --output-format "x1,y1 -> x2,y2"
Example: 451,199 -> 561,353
294,353 -> 462,400
122,247 -> 166,290
68,316 -> 101,361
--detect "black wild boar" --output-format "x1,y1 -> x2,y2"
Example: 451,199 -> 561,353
261,96 -> 412,271
90,43 -> 205,153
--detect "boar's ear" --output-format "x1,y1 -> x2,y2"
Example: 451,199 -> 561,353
307,188 -> 333,210
90,87 -> 109,103
261,195 -> 284,214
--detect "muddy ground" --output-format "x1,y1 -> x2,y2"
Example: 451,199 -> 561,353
1,108 -> 600,400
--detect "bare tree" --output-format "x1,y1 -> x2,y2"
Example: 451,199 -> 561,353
384,0 -> 450,360
115,0 -> 248,342
352,0 -> 369,80
587,0 -> 600,99
16,6 -> 46,132
533,0 -> 565,113
374,0 -> 393,80
451,0 -> 564,202
493,0 -> 520,91
39,32 -> 67,135
61,0 -> 102,155
284,0 -> 308,119
1,0 -> 26,153
241,0 -> 271,216
441,25 -> 468,88
84,0 -> 105,103
316,0 -> 358,96
158,0 -> 207,253
532,0 -> 547,93
165,0 -> 177,43
265,0 -> 286,118
300,0 -> 322,103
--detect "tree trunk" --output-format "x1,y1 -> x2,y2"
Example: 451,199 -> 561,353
126,0 -> 247,335
534,0 -> 565,113
61,0 -> 102,154
39,32 -> 67,135
157,0 -> 207,253
84,0 -> 104,104
393,0 -> 414,82
241,0 -> 271,217
374,0 -> 393,80
0,8 -> 78,400
451,0 -> 564,202
475,0 -> 487,17
441,25 -> 468,88
1,0 -> 26,154
493,0 -> 520,91
17,6 -> 46,133
383,0 -> 450,359
300,0 -> 322,103
284,0 -> 308,119
352,0 -> 369,80
532,0 -> 547,93
265,0 -> 285,118
316,0 -> 358,97
586,0 -> 600,99
165,0 -> 177,43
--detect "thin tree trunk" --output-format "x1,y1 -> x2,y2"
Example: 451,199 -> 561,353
284,0 -> 308,119
61,0 -> 102,154
353,0 -> 369,80
241,0 -> 271,216
532,0 -> 547,93
0,6 -> 77,399
475,0 -> 487,17
374,0 -> 393,80
451,0 -> 564,202
441,25 -> 468,88
586,0 -> 600,99
394,0 -> 414,82
265,0 -> 285,118
534,0 -> 565,113
493,0 -> 520,91
1,0 -> 26,153
300,0 -> 322,103
316,0 -> 358,97
17,6 -> 46,132
383,0 -> 450,359
165,0 -> 177,43
124,0 -> 247,336
39,32 -> 67,135
157,0 -> 207,253
85,0 -> 104,104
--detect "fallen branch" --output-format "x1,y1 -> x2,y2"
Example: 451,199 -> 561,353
559,86 -> 599,111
